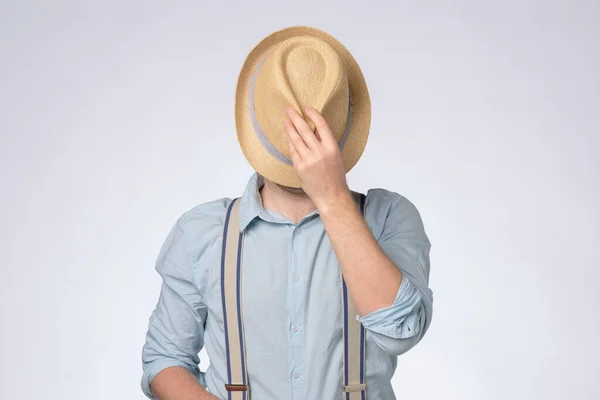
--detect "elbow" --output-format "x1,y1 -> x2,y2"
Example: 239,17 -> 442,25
141,340 -> 201,399
369,324 -> 425,356
361,298 -> 433,356
141,356 -> 200,399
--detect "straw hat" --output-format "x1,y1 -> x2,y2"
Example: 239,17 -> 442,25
235,26 -> 371,188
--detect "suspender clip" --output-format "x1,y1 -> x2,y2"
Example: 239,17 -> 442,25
225,384 -> 249,392
343,383 -> 367,392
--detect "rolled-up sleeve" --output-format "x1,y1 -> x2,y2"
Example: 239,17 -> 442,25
359,190 -> 433,356
141,219 -> 208,399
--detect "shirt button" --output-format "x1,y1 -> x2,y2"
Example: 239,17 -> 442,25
293,372 -> 299,379
292,325 -> 298,332
293,273 -> 299,282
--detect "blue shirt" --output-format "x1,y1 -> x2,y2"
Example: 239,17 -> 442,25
141,174 -> 433,400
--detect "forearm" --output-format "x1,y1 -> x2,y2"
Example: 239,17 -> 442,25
319,191 -> 403,316
151,367 -> 216,400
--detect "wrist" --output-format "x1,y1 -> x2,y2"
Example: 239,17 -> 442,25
316,188 -> 354,217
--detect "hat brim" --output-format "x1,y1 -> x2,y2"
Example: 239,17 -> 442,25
235,26 -> 371,188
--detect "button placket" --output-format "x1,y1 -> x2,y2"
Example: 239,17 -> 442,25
289,225 -> 305,398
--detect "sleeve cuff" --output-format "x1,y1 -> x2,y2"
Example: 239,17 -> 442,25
357,276 -> 424,339
141,358 -> 203,399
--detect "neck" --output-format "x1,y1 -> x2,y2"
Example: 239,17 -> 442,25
260,178 -> 316,224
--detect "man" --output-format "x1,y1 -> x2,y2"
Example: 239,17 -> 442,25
141,26 -> 433,400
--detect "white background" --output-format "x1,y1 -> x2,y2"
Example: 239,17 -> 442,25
1,1 -> 599,399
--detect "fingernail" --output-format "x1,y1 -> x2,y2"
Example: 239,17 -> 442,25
286,107 -> 293,115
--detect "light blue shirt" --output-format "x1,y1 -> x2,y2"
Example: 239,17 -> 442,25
141,174 -> 433,400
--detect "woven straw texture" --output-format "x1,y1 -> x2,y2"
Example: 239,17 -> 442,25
235,26 -> 371,188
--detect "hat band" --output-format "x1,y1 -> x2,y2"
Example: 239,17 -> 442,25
249,55 -> 354,166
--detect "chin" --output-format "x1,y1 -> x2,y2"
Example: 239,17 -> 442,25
277,184 -> 305,195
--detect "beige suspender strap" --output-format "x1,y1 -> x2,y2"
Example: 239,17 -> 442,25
342,191 -> 367,400
221,193 -> 367,400
221,198 -> 250,400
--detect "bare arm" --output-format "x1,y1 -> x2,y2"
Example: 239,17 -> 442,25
319,192 -> 403,316
285,106 -> 433,355
284,106 -> 401,315
151,367 -> 217,400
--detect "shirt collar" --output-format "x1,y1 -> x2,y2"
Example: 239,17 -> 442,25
238,173 -> 272,231
238,173 -> 322,231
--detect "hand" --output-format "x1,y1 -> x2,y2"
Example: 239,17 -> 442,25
284,106 -> 351,210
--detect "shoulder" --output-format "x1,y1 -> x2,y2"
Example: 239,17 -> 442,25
364,188 -> 421,218
155,197 -> 233,274
176,197 -> 233,231
173,197 -> 238,249
362,188 -> 425,240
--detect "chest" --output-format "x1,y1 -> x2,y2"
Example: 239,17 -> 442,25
198,221 -> 345,336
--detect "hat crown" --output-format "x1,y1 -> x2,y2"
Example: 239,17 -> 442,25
252,36 -> 350,158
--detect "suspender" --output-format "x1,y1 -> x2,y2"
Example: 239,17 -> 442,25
221,199 -> 249,399
344,192 -> 367,400
221,192 -> 367,399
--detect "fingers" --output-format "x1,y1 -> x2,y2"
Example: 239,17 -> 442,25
284,119 -> 308,160
304,107 -> 336,146
286,107 -> 320,149
284,106 -> 339,167
286,133 -> 302,165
